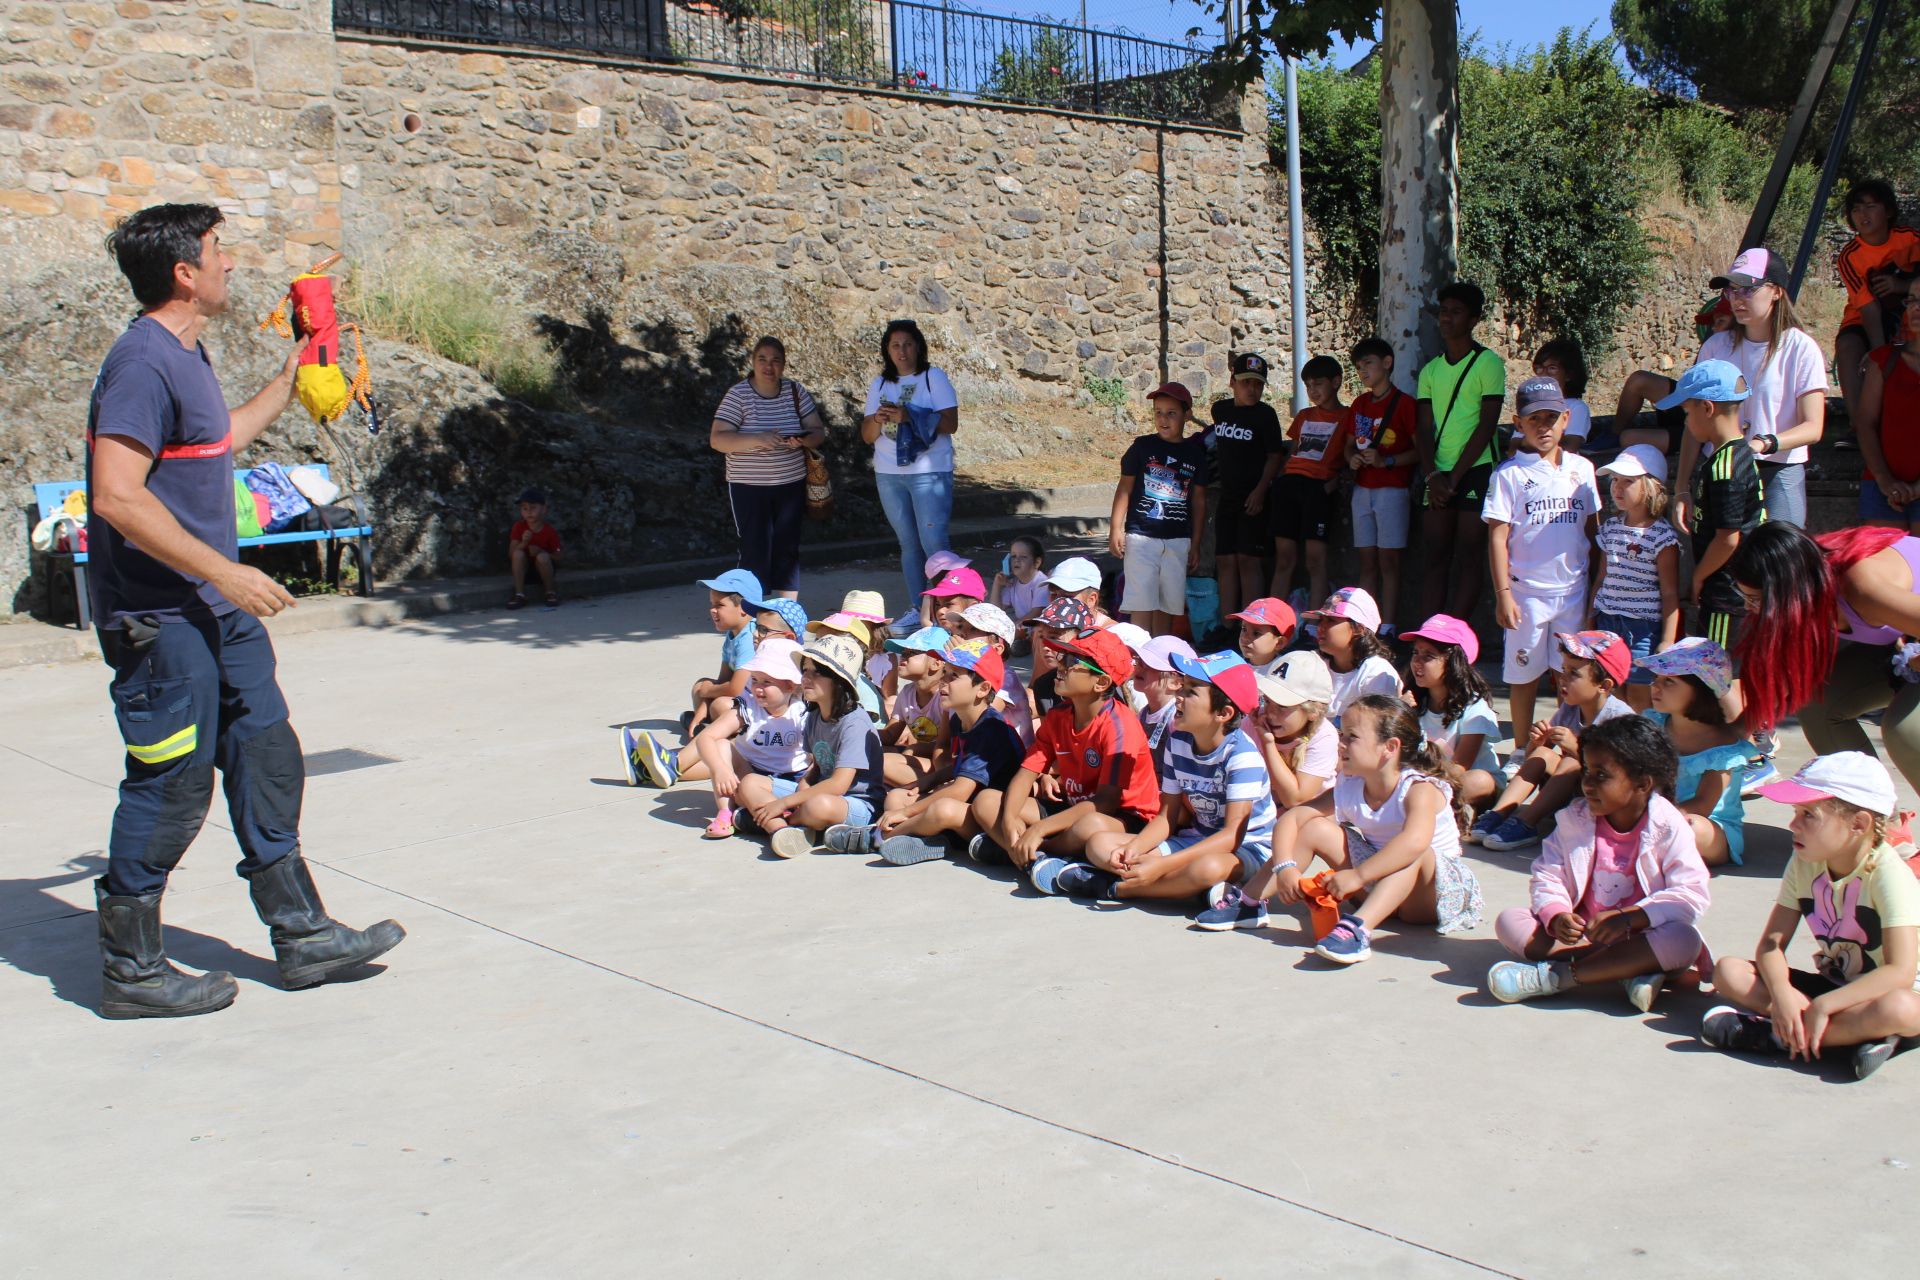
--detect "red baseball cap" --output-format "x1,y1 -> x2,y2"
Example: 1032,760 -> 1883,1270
1227,597 -> 1298,633
1556,630 -> 1631,687
1045,628 -> 1136,685
1147,381 -> 1193,410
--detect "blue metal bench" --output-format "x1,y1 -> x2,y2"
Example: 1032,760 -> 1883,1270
32,464 -> 374,629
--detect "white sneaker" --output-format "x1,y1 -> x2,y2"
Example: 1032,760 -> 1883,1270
1623,973 -> 1663,1013
769,827 -> 818,858
1488,959 -> 1573,1003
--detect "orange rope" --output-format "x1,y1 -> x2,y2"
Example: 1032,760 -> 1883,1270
342,323 -> 373,415
260,296 -> 292,338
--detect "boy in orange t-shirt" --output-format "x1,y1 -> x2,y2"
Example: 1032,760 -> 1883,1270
1835,179 -> 1920,420
1272,355 -> 1350,610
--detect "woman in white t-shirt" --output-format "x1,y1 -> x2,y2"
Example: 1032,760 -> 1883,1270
1674,247 -> 1828,529
861,320 -> 960,615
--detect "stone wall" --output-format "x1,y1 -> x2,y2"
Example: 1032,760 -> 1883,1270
330,39 -> 1291,402
0,0 -> 342,279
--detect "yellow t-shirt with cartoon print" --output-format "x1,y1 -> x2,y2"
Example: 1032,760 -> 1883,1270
1777,844 -> 1920,986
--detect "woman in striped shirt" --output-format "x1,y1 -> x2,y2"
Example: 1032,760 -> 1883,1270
710,336 -> 827,600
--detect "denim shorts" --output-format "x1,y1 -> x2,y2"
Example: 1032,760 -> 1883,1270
1158,827 -> 1267,881
1859,475 -> 1917,524
769,775 -> 876,826
1594,609 -> 1658,685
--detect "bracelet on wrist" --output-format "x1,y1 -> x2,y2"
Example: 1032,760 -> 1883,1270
1272,859 -> 1299,873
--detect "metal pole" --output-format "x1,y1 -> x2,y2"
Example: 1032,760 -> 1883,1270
1284,54 -> 1308,412
1742,0 -> 1861,250
1790,0 -> 1891,296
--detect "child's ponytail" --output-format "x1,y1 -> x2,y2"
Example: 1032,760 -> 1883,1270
1351,694 -> 1472,835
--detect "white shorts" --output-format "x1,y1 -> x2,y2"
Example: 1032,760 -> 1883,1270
1503,588 -> 1586,684
1121,534 -> 1189,614
1350,485 -> 1413,550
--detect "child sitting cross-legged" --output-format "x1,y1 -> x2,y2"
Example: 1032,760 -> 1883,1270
1124,633 -> 1198,782
686,568 -> 761,738
1401,613 -> 1502,810
1488,715 -> 1711,1011
1038,653 -> 1270,903
1022,596 -> 1095,720
878,625 -> 950,788
968,627 -> 1160,873
623,638 -> 810,842
1227,695 -> 1483,960
1248,650 -> 1338,813
805,611 -> 887,717
737,634 -> 886,859
1473,630 -> 1636,852
1705,752 -> 1920,1081
1638,638 -> 1751,867
949,602 -> 1034,746
746,594 -> 809,643
825,637 -> 1027,866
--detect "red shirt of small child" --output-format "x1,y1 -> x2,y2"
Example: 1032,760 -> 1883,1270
511,520 -> 561,555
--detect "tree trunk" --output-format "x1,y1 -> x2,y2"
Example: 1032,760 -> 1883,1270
1377,0 -> 1460,391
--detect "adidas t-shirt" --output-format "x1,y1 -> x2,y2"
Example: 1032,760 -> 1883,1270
1482,450 -> 1601,594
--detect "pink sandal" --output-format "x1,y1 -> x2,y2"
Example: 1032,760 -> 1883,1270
702,807 -> 736,840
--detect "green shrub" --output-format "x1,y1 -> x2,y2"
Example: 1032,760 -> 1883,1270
1082,372 -> 1128,407
343,247 -> 563,408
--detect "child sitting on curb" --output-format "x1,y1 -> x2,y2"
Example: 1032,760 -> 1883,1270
1705,752 -> 1920,1081
1040,653 -> 1270,904
1488,715 -> 1711,1012
507,486 -> 562,610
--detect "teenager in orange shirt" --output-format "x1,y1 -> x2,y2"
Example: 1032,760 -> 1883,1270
1835,180 -> 1920,427
1271,355 -> 1350,613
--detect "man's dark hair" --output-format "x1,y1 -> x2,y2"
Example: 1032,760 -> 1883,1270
1301,354 -> 1344,384
1437,281 -> 1486,316
104,203 -> 224,309
1349,337 -> 1394,364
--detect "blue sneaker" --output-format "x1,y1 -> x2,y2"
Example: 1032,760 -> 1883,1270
1029,856 -> 1069,895
632,729 -> 678,788
1467,809 -> 1504,845
966,833 -> 1009,865
1740,756 -> 1781,797
1194,885 -> 1269,931
823,823 -> 883,855
1481,815 -> 1540,852
1314,913 -> 1373,965
880,833 -> 948,866
1054,862 -> 1120,901
621,727 -> 644,786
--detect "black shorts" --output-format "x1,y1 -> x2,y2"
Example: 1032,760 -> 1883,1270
1787,968 -> 1842,998
1421,462 -> 1493,511
1270,472 -> 1337,543
1215,487 -> 1270,558
1693,606 -> 1747,655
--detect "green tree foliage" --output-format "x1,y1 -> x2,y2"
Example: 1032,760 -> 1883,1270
980,28 -> 1080,107
1612,0 -> 1920,184
1455,33 -> 1652,357
1284,32 -> 1663,358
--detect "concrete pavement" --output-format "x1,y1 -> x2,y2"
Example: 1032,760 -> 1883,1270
2,559 -> 1916,1279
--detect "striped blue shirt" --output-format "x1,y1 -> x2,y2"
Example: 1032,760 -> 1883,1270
1166,726 -> 1276,856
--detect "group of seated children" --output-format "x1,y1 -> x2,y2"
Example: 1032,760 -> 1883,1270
615,338 -> 1920,1077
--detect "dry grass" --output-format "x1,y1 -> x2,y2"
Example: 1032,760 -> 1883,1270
340,242 -> 563,406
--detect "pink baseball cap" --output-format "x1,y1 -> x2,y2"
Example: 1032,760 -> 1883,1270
1228,597 -> 1299,634
1402,613 -> 1479,665
924,550 -> 972,579
1757,751 -> 1897,816
1132,634 -> 1198,673
738,636 -> 803,684
1556,629 -> 1631,687
923,567 -> 986,599
1305,587 -> 1382,634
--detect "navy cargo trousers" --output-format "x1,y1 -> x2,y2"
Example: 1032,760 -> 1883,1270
98,611 -> 303,896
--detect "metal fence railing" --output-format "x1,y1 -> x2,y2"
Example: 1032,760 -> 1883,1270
334,0 -> 1232,126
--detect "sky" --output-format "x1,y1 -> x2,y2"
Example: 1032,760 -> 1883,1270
960,0 -> 1621,59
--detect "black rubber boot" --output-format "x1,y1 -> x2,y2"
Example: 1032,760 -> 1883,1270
96,878 -> 238,1019
245,852 -> 405,990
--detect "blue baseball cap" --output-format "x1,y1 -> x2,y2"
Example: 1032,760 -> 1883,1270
698,568 -> 763,599
748,596 -> 809,637
1169,650 -> 1258,714
884,624 -> 952,655
1655,359 -> 1749,410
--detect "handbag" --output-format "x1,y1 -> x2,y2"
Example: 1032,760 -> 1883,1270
791,381 -> 834,522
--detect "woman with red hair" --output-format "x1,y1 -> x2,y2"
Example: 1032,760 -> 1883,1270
1730,523 -> 1920,787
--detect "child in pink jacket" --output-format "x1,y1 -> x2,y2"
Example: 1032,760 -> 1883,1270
1488,715 -> 1711,1012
